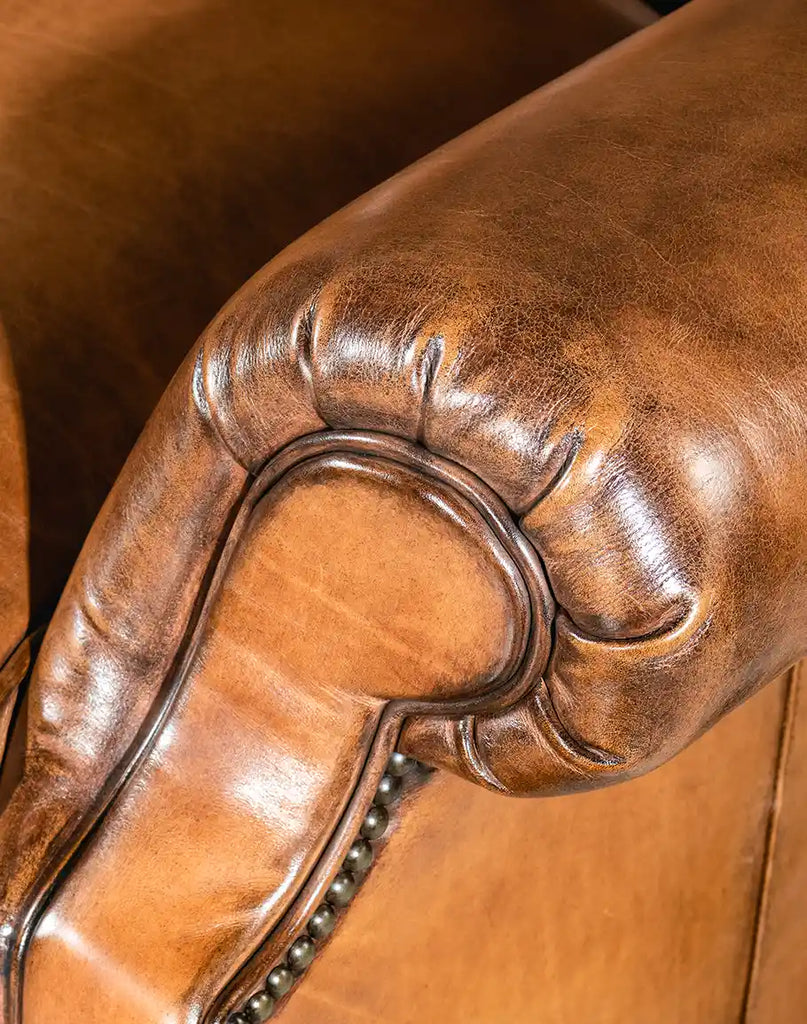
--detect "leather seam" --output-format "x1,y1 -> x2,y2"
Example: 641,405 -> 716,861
738,665 -> 800,1024
207,433 -> 547,1020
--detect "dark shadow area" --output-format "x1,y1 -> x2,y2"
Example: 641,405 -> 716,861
647,0 -> 691,13
0,0 -> 648,620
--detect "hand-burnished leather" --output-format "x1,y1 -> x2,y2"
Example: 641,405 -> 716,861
20,445 -> 544,1022
2,0 -> 807,1019
0,0 -> 651,624
279,676 -> 790,1024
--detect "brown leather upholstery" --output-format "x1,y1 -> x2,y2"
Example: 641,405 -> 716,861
0,330 -> 28,761
0,0 -> 653,624
745,661 -> 807,1022
2,0 -> 807,1021
281,675 -> 792,1024
24,452 -> 534,1022
0,331 -> 27,665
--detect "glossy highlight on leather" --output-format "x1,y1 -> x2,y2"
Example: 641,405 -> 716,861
13,436 -> 547,1023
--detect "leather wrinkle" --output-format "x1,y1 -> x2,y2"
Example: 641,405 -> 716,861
193,346 -> 246,473
297,298 -> 324,427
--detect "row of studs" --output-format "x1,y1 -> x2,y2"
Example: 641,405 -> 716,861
228,752 -> 419,1023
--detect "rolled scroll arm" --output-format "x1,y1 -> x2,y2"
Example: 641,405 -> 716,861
3,0 -> 807,1017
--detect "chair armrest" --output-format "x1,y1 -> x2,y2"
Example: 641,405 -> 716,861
3,0 -> 807,1018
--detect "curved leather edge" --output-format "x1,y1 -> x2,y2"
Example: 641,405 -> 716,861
0,636 -> 35,776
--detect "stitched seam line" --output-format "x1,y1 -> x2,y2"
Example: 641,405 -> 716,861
739,664 -> 800,1023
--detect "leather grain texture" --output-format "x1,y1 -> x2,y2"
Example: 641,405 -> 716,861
2,0 -> 807,1020
0,2 -> 658,1016
22,450 -> 536,1023
13,0 -> 798,811
279,679 -> 790,1024
0,0 -> 651,623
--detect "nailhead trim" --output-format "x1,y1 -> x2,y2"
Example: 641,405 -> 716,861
229,753 -> 420,1023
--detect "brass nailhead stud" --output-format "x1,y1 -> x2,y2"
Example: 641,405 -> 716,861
244,991 -> 275,1022
287,935 -> 316,975
343,838 -> 374,875
386,752 -> 416,777
308,903 -> 337,940
374,773 -> 402,806
326,870 -> 357,909
229,756 -> 423,1020
360,803 -> 389,840
265,965 -> 294,999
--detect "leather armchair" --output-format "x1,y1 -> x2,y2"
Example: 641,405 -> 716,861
1,0 -> 805,1021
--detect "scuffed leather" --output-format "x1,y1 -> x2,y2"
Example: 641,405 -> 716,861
2,0 -> 807,1011
207,0 -> 807,792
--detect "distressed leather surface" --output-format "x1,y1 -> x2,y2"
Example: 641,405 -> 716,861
0,0 -> 657,1013
20,0 -> 801,801
2,0 -> 807,1019
23,454 -> 532,1022
0,0 -> 650,624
